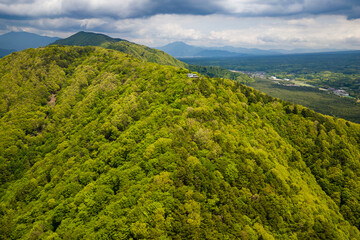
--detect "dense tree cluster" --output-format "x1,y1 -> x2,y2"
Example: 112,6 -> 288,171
0,46 -> 360,239
188,65 -> 253,84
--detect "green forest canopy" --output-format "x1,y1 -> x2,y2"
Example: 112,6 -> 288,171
0,46 -> 360,239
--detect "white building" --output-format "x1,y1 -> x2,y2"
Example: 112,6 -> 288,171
187,73 -> 198,78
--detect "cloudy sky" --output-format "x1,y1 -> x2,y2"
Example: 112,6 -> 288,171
1,0 -> 360,50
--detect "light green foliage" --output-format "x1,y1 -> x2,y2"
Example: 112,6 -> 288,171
188,65 -> 253,83
0,46 -> 360,239
105,41 -> 187,69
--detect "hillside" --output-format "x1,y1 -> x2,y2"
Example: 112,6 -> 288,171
53,31 -> 187,68
1,46 -> 360,239
0,31 -> 60,51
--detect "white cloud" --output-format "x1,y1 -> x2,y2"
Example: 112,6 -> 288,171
1,1 -> 360,50
204,15 -> 360,49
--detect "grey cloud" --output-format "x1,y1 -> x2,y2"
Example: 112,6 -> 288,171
1,0 -> 360,46
0,0 -> 221,20
216,0 -> 360,19
1,0 -> 358,20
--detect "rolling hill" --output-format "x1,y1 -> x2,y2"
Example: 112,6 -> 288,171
1,45 -> 360,239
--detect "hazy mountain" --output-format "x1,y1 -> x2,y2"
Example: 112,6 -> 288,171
157,41 -> 281,57
158,41 -> 354,58
0,31 -> 60,51
211,46 -> 281,56
1,45 -> 360,239
157,41 -> 204,57
272,48 -> 352,54
195,49 -> 246,57
157,41 -> 248,57
0,48 -> 15,57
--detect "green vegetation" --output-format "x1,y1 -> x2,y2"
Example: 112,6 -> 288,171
1,45 -> 360,239
188,65 -> 253,83
105,41 -> 188,69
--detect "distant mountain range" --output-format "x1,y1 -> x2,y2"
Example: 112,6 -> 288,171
157,41 -> 352,58
157,41 -> 281,58
0,48 -> 15,58
0,31 -> 60,57
0,32 -> 60,51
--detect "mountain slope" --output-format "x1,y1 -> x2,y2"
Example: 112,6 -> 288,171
0,31 -> 60,51
53,31 -> 187,68
1,46 -> 360,239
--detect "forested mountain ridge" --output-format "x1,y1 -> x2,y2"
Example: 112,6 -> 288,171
52,31 -> 250,82
53,31 -> 188,69
52,31 -> 125,46
0,46 -> 360,239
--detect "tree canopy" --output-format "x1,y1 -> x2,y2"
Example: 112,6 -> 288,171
0,46 -> 360,239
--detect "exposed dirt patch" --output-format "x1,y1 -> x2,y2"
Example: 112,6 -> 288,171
48,94 -> 56,108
